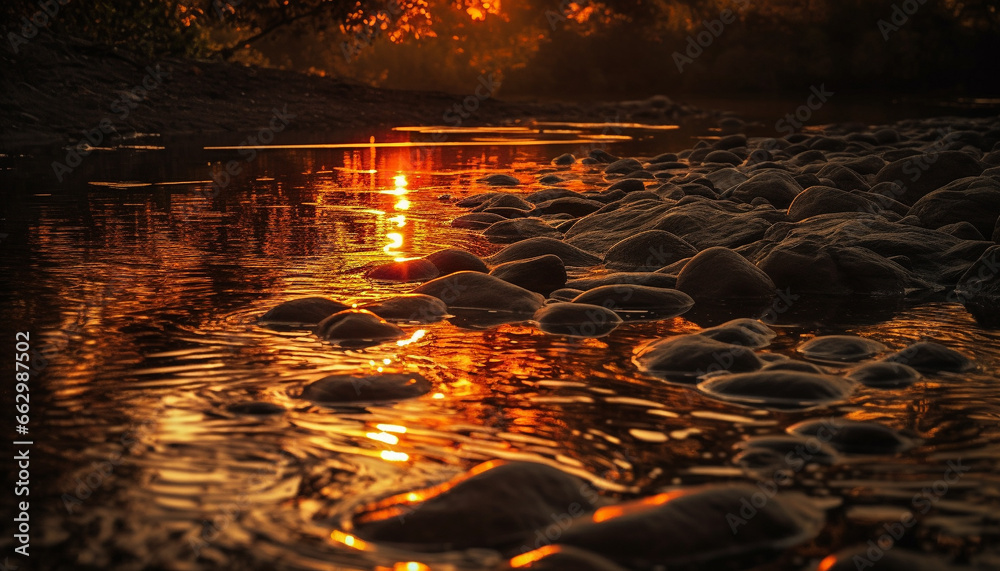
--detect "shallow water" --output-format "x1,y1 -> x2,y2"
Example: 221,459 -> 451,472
2,122 -> 1000,570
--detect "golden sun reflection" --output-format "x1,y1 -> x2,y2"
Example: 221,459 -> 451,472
394,198 -> 411,210
396,329 -> 426,346
393,174 -> 408,187
380,450 -> 410,462
331,531 -> 372,551
376,424 -> 407,433
366,431 -> 400,445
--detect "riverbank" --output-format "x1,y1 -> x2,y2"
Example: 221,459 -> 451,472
0,36 -> 707,149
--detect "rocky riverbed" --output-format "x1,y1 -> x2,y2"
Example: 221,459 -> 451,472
254,114 -> 1000,569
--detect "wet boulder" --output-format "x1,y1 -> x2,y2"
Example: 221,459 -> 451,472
874,150 -> 983,205
936,221 -> 985,241
314,309 -> 406,344
728,171 -> 802,208
260,297 -> 349,326
359,294 -> 449,323
423,248 -> 489,275
676,247 -> 776,302
532,197 -> 604,217
413,271 -> 545,313
226,401 -> 285,415
696,318 -> 776,349
697,370 -> 857,409
351,460 -> 598,551
300,372 -> 431,403
953,245 -> 1000,325
487,237 -> 602,267
796,335 -> 888,363
566,272 -> 678,291
882,341 -> 976,373
572,285 -> 693,317
845,361 -> 922,388
605,158 -> 644,175
733,435 -> 839,469
533,302 -> 623,337
787,418 -> 915,455
787,186 -> 881,221
365,259 -> 440,283
552,153 -> 576,166
480,173 -> 521,186
490,254 -> 567,296
557,484 -> 824,569
634,335 -> 763,378
815,163 -> 870,192
603,230 -> 697,271
908,177 -> 1000,238
757,240 -> 911,296
527,188 -> 579,203
484,218 -> 562,243
761,360 -> 828,374
453,212 -> 506,230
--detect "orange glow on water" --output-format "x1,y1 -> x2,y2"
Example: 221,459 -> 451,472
509,544 -> 561,567
591,489 -> 693,523
367,432 -> 400,445
376,424 -> 407,434
380,450 -> 410,462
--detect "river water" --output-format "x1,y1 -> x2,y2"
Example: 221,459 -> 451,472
1,120 -> 999,570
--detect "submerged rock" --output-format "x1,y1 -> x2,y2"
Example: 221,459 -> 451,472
359,294 -> 448,323
733,435 -> 839,469
698,370 -> 857,409
226,401 -> 285,415
314,309 -> 406,344
365,259 -> 440,283
413,271 -> 545,313
260,297 -> 349,326
845,361 -> 922,388
572,285 -> 694,317
481,173 -> 521,186
882,341 -> 976,372
634,335 -> 763,378
953,245 -> 1000,325
452,212 -> 506,229
761,360 -> 828,374
557,484 -> 825,569
603,230 -> 697,271
787,418 -> 915,455
676,247 -> 776,302
301,372 -> 431,403
350,460 -> 598,551
484,218 -> 562,243
490,254 -> 567,296
487,237 -> 602,267
696,318 -> 776,349
533,302 -> 623,337
423,248 -> 489,275
797,335 -> 888,363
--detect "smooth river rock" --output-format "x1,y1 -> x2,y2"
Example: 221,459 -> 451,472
676,247 -> 776,302
603,230 -> 697,271
845,361 -> 922,388
796,335 -> 888,363
953,245 -> 1000,325
359,294 -> 449,323
634,334 -> 764,379
698,370 -> 857,409
487,237 -> 602,267
571,285 -> 694,317
260,297 -> 349,326
533,302 -> 623,337
365,259 -> 440,283
787,418 -> 915,455
413,271 -> 545,313
300,372 -> 431,403
422,248 -> 489,275
490,254 -> 567,296
314,309 -> 406,344
882,341 -> 976,372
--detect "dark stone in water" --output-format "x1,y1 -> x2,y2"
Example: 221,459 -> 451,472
505,545 -> 628,570
882,341 -> 976,372
481,173 -> 521,186
634,335 -> 763,378
314,309 -> 406,344
954,245 -> 1000,326
787,418 -> 915,455
605,158 -> 644,175
733,435 -> 838,469
552,153 -> 576,166
567,272 -> 678,291
453,212 -> 505,229
484,218 -> 562,243
714,134 -> 748,150
756,238 -> 911,297
697,370 -> 857,409
815,163 -> 870,191
487,237 -> 602,267
532,197 -> 604,217
796,335 -> 888,363
527,188 -> 579,203
590,149 -> 619,163
538,174 -> 565,184
300,372 -> 431,403
908,176 -> 1000,238
816,546 -> 952,571
696,318 -> 776,349
846,361 -> 922,388
676,247 -> 776,302
413,271 -> 545,313
456,192 -> 503,207
761,360 -> 827,374
226,401 -> 285,415
572,285 -> 693,316
260,297 -> 349,326
484,207 -> 530,219
351,460 -> 598,551
728,171 -> 802,208
473,193 -> 533,211
605,178 -> 646,193
423,248 -> 489,275
365,259 -> 440,283
787,186 -> 881,221
549,288 -> 584,302
603,230 -> 697,272
490,254 -> 567,296
359,294 -> 449,323
533,302 -> 623,337
875,151 -> 983,205
557,484 -> 824,569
